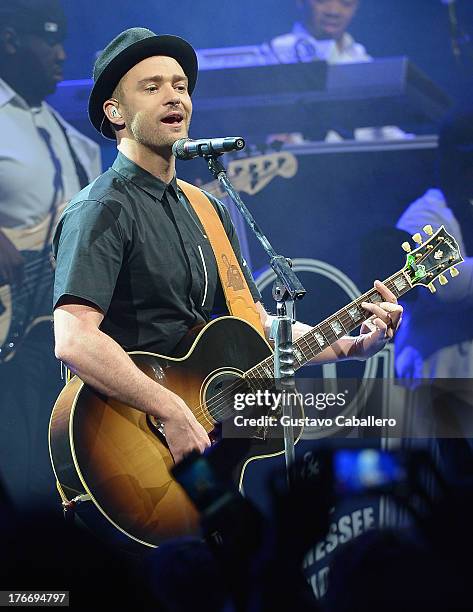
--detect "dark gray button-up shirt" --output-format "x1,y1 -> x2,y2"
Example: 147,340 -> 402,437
52,152 -> 260,355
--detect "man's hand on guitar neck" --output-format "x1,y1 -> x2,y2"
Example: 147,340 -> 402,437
256,281 -> 403,364
0,230 -> 24,285
351,280 -> 403,360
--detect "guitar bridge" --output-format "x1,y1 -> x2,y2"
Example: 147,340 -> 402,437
253,424 -> 269,441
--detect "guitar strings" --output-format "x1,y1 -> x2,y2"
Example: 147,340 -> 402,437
186,294 -> 385,423
195,264 -> 432,426
0,255 -> 54,285
0,259 -> 51,285
0,266 -> 54,304
188,275 -> 406,425
205,241 -> 429,418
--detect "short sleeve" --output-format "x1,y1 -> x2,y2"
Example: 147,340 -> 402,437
204,192 -> 262,303
52,199 -> 125,313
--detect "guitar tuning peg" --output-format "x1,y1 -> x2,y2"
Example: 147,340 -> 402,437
402,242 -> 412,253
423,225 -> 433,236
428,283 -> 436,293
412,233 -> 423,245
449,266 -> 459,278
439,274 -> 448,286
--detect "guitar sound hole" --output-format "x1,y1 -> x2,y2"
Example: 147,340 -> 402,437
205,372 -> 248,423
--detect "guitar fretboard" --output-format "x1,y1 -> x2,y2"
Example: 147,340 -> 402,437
246,270 -> 411,379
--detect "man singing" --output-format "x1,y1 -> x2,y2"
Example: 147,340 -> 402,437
53,28 -> 402,464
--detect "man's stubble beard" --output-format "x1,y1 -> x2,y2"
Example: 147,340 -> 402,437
130,111 -> 191,155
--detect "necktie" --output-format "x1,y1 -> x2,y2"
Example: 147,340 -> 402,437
36,126 -> 64,214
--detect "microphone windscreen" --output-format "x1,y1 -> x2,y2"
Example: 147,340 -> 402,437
172,138 -> 189,159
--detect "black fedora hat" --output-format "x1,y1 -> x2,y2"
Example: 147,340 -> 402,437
89,27 -> 198,139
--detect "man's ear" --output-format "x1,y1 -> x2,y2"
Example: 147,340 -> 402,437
0,27 -> 22,56
103,98 -> 124,128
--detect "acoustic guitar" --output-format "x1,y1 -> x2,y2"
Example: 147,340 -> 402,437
49,226 -> 462,548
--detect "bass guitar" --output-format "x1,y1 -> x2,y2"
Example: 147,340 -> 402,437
0,204 -> 67,363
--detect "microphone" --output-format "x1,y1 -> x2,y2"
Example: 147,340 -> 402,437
172,137 -> 245,160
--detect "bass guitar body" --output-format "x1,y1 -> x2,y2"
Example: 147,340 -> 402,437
49,317 -> 303,549
0,204 -> 66,362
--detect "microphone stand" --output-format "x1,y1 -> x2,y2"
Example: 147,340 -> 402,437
205,154 -> 306,488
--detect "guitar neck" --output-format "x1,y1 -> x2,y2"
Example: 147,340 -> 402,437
247,269 -> 411,378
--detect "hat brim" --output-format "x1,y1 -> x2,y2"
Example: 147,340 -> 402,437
88,34 -> 198,140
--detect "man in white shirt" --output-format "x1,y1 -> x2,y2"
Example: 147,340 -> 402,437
0,0 -> 101,511
0,1 -> 101,276
268,0 -> 370,65
395,108 -> 473,477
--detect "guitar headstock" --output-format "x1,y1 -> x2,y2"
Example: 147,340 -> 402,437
227,152 -> 298,195
202,151 -> 298,199
401,225 -> 463,292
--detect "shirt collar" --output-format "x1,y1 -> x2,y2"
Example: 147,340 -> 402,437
112,151 -> 178,201
291,22 -> 354,52
0,78 -> 33,111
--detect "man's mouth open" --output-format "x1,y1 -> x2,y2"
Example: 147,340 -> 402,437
161,113 -> 184,126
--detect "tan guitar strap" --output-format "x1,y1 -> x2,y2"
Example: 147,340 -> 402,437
177,179 -> 265,338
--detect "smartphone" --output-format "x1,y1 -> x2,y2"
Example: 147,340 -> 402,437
333,448 -> 406,495
172,450 -> 235,517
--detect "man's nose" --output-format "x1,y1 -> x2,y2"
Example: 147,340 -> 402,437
163,83 -> 181,105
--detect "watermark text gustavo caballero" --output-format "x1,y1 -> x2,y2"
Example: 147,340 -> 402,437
232,389 -> 397,428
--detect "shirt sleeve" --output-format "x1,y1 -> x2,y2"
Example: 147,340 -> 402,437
52,199 -> 125,313
204,191 -> 262,303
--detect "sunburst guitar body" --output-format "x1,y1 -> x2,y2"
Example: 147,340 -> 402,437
49,317 -> 303,548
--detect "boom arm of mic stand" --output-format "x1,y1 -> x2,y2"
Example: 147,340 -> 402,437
205,154 -> 306,488
205,155 -> 306,301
